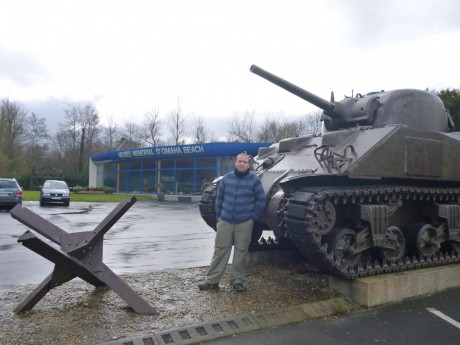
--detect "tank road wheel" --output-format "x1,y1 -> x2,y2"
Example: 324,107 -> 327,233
326,228 -> 361,270
407,223 -> 438,258
378,226 -> 406,262
266,190 -> 288,239
309,200 -> 336,235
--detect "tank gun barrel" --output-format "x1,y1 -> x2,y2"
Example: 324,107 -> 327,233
250,64 -> 336,115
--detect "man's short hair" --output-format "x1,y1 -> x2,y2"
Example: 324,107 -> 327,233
236,151 -> 252,164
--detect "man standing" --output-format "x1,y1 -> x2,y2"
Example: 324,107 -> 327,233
198,152 -> 266,292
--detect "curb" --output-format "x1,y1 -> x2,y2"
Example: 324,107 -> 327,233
99,297 -> 358,345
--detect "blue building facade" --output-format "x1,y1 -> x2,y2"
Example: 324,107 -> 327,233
89,142 -> 270,194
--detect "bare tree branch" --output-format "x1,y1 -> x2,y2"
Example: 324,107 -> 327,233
256,117 -> 280,142
122,121 -> 143,149
99,115 -> 121,152
227,110 -> 256,142
303,110 -> 323,136
0,99 -> 28,174
54,102 -> 100,184
143,107 -> 162,146
190,116 -> 209,143
25,112 -> 49,166
167,97 -> 188,145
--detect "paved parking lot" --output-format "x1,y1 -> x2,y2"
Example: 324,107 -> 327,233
0,200 -> 216,287
203,286 -> 460,345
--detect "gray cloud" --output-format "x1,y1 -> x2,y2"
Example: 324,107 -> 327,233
334,0 -> 460,48
22,98 -> 69,134
0,47 -> 50,86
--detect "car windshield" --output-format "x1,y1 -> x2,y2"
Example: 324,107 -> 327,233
0,181 -> 17,188
44,181 -> 68,189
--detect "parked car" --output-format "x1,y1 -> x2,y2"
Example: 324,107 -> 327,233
0,178 -> 23,210
40,180 -> 70,206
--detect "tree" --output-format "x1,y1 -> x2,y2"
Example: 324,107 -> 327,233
256,113 -> 322,143
54,102 -> 100,185
122,121 -> 143,149
167,98 -> 188,145
256,117 -> 280,142
227,110 -> 256,142
98,115 -> 121,152
278,119 -> 306,139
142,107 -> 162,146
25,112 -> 49,168
0,99 -> 28,175
434,88 -> 460,131
302,110 -> 323,136
190,116 -> 210,143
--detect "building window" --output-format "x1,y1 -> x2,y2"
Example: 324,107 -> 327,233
219,156 -> 235,176
196,169 -> 218,193
176,169 -> 194,194
196,157 -> 216,168
159,170 -> 174,194
142,171 -> 156,193
130,160 -> 141,170
119,171 -> 128,192
103,165 -> 117,189
119,161 -> 129,170
160,159 -> 174,169
143,159 -> 156,169
176,158 -> 194,168
129,171 -> 141,192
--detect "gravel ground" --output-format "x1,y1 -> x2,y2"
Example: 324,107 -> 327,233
0,262 -> 340,345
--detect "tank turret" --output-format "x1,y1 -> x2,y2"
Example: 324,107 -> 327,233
250,64 -> 453,132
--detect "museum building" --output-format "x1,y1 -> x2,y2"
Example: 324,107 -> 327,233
89,142 -> 270,195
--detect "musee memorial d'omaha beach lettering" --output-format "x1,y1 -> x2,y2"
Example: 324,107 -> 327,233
118,145 -> 205,159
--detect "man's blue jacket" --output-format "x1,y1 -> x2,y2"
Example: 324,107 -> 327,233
216,171 -> 266,224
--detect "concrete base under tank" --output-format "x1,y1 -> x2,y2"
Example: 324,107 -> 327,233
247,249 -> 305,266
329,264 -> 460,308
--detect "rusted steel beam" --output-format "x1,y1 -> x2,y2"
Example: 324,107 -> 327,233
10,206 -> 66,245
11,198 -> 156,315
67,196 -> 137,257
99,263 -> 156,314
17,230 -> 106,287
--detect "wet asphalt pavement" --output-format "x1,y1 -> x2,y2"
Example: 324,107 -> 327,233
0,200 -> 216,288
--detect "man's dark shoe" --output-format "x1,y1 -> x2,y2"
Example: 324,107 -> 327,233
233,283 -> 245,292
198,282 -> 219,290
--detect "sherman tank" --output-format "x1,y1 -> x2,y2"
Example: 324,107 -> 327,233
200,64 -> 460,279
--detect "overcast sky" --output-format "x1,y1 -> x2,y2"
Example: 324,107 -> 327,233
1,0 -> 459,137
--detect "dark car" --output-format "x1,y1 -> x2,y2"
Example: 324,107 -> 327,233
40,180 -> 70,206
0,178 -> 23,210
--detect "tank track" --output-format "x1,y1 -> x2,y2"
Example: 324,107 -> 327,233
285,185 -> 460,279
199,185 -> 218,230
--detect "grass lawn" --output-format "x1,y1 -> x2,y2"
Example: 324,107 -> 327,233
22,191 -> 158,202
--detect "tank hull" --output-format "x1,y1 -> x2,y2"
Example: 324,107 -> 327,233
200,126 -> 460,278
252,126 -> 460,278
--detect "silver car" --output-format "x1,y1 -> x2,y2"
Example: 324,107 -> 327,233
0,178 -> 23,210
40,180 -> 70,206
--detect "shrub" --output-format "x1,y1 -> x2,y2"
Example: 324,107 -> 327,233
103,186 -> 114,194
73,186 -> 84,193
